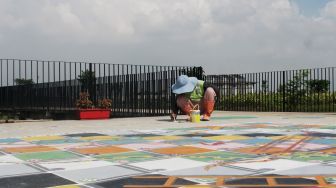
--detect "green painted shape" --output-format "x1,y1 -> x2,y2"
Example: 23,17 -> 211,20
283,152 -> 336,162
320,125 -> 336,129
185,151 -> 257,162
325,177 -> 336,184
211,116 -> 257,120
15,151 -> 81,161
168,127 -> 209,131
32,139 -> 85,145
95,151 -> 160,163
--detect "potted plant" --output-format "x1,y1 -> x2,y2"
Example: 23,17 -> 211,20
76,92 -> 111,120
98,98 -> 112,109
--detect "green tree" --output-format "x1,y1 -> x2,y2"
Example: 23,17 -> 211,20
279,70 -> 309,111
261,80 -> 268,93
307,79 -> 330,93
15,78 -> 34,85
78,70 -> 96,91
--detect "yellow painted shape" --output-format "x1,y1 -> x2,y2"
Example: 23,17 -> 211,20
23,135 -> 65,141
3,146 -> 58,153
198,126 -> 224,130
51,185 -> 81,188
204,135 -> 250,141
145,135 -> 185,140
73,146 -> 132,155
79,136 -> 120,141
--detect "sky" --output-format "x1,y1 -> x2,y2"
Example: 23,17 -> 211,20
0,0 -> 336,74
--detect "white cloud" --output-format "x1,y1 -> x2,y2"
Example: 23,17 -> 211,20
322,0 -> 336,18
0,0 -> 335,74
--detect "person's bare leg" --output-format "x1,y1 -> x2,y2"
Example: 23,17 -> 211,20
176,95 -> 193,120
201,87 -> 216,121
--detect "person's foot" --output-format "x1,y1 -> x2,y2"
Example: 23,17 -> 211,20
170,113 -> 177,121
202,114 -> 210,121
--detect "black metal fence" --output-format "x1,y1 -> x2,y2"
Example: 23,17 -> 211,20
1,59 -> 335,117
206,67 -> 336,112
0,59 -> 203,117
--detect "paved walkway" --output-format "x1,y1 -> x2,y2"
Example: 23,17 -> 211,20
0,112 -> 336,187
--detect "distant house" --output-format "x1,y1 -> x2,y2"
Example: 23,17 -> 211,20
206,74 -> 257,96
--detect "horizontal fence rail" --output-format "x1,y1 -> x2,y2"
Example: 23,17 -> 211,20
206,68 -> 336,112
0,59 -> 203,118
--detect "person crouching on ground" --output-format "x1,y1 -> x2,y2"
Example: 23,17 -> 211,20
170,75 -> 219,121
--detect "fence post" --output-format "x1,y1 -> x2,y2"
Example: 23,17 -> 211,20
88,63 -> 94,102
282,71 -> 286,112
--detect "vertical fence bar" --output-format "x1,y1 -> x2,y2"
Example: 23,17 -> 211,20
328,68 -> 331,112
153,65 -> 156,115
47,61 -> 50,111
253,73 -> 256,111
126,64 -> 129,115
74,62 -> 77,110
0,60 -> 2,108
324,68 -> 327,112
132,65 -> 135,115
122,64 -> 125,116
6,60 -> 8,108
332,67 -> 335,112
317,68 -> 320,112
112,64 -> 116,115
42,60 -> 45,110
117,64 -> 121,115
282,71 -> 285,112
304,69 -> 307,112
260,72 -> 263,111
310,68 -> 313,112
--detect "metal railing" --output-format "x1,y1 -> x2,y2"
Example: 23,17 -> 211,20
0,59 -> 203,117
206,67 -> 336,112
2,59 -> 334,116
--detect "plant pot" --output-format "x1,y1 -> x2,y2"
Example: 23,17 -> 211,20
77,108 -> 111,120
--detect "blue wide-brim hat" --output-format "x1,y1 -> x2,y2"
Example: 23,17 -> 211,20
172,75 -> 198,94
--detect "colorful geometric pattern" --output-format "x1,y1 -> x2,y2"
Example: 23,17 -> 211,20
1,115 -> 336,187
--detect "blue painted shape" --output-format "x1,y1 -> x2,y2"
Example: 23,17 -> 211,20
244,122 -> 273,125
0,138 -> 23,143
165,138 -> 213,145
308,138 -> 336,145
235,138 -> 272,145
98,139 -> 149,145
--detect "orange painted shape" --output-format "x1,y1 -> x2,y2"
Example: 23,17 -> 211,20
164,177 -> 177,186
266,177 -> 277,186
315,176 -> 328,186
216,177 -> 225,186
3,146 -> 58,153
151,146 -> 213,155
252,125 -> 270,128
236,146 -> 286,155
73,146 -> 132,155
320,147 -> 336,154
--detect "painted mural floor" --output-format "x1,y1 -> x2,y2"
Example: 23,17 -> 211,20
1,114 -> 336,187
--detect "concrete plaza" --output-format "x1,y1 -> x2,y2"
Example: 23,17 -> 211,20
0,111 -> 336,187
